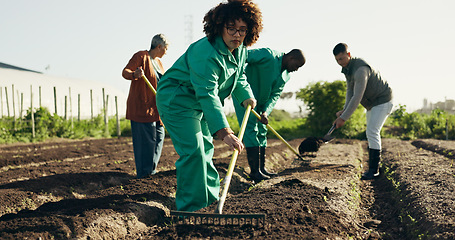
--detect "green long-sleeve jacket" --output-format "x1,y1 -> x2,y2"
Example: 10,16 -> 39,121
244,48 -> 290,115
156,36 -> 254,135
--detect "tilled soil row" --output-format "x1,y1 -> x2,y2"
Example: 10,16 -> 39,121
377,139 -> 455,239
0,138 -> 130,167
0,138 -> 454,239
131,138 -> 370,239
0,138 -> 369,239
412,139 -> 455,161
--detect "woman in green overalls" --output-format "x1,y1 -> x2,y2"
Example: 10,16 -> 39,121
156,0 -> 263,212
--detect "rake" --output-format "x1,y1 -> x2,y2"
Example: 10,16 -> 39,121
140,75 -> 263,224
250,109 -> 306,162
170,104 -> 266,226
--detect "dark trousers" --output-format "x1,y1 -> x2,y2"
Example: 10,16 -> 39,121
131,120 -> 165,178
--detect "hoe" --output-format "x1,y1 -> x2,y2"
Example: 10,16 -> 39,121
299,123 -> 336,155
250,109 -> 307,162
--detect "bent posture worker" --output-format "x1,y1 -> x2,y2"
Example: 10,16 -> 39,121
332,43 -> 393,180
233,48 -> 305,182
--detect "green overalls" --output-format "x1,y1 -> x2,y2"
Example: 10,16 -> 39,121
156,36 -> 254,212
233,48 -> 290,147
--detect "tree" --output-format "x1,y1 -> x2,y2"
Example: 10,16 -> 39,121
296,80 -> 366,138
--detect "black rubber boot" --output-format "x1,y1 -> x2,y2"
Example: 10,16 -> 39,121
247,147 -> 269,182
361,148 -> 381,180
259,146 -> 277,177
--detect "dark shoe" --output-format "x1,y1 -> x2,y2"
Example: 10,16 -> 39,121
247,147 -> 269,182
361,170 -> 376,180
259,146 -> 277,177
361,148 -> 381,180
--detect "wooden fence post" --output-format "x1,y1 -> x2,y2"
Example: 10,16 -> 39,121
20,92 -> 24,119
78,94 -> 81,121
31,85 -> 35,139
12,85 -> 16,128
5,87 -> 10,117
90,89 -> 93,120
39,86 -> 42,108
12,85 -> 15,119
105,94 -> 109,135
69,87 -> 73,129
115,96 -> 120,137
102,88 -> 106,124
64,96 -> 68,120
0,87 -> 3,118
54,86 -> 57,115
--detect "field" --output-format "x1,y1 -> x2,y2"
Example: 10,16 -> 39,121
0,137 -> 454,239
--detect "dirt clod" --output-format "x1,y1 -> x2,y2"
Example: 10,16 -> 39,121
298,136 -> 324,154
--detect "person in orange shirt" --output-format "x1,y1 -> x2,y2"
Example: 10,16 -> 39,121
122,34 -> 169,178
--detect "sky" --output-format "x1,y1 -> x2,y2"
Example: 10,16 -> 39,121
1,0 -> 454,113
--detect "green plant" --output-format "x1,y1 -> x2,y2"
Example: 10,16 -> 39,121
296,80 -> 366,138
296,80 -> 345,135
0,106 -> 132,143
386,106 -> 455,140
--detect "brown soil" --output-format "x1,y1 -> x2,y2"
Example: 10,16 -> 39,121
0,137 -> 454,239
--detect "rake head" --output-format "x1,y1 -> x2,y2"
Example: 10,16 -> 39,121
170,210 -> 266,227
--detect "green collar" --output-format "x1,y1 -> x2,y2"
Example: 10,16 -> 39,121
213,36 -> 243,63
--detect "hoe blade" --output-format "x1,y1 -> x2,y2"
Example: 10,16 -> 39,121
322,124 -> 336,143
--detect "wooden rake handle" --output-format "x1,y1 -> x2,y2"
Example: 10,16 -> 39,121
215,104 -> 252,214
251,109 -> 304,160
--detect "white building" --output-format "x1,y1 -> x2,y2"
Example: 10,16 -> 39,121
0,62 -> 127,119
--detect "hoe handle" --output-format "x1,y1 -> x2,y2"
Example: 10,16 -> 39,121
251,109 -> 304,160
215,104 -> 252,214
141,75 -> 157,95
326,123 -> 336,136
141,74 -> 166,130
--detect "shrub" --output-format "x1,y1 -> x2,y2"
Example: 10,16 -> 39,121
386,105 -> 455,140
296,80 -> 366,139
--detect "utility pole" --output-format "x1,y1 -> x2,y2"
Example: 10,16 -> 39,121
184,15 -> 193,46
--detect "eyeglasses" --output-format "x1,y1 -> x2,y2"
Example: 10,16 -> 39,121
225,27 -> 247,36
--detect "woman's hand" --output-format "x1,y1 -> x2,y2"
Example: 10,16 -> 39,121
222,133 -> 244,152
242,98 -> 257,109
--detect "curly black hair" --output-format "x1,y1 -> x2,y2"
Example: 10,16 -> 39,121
203,0 -> 263,47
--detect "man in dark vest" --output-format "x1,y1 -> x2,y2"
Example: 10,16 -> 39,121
332,43 -> 393,180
